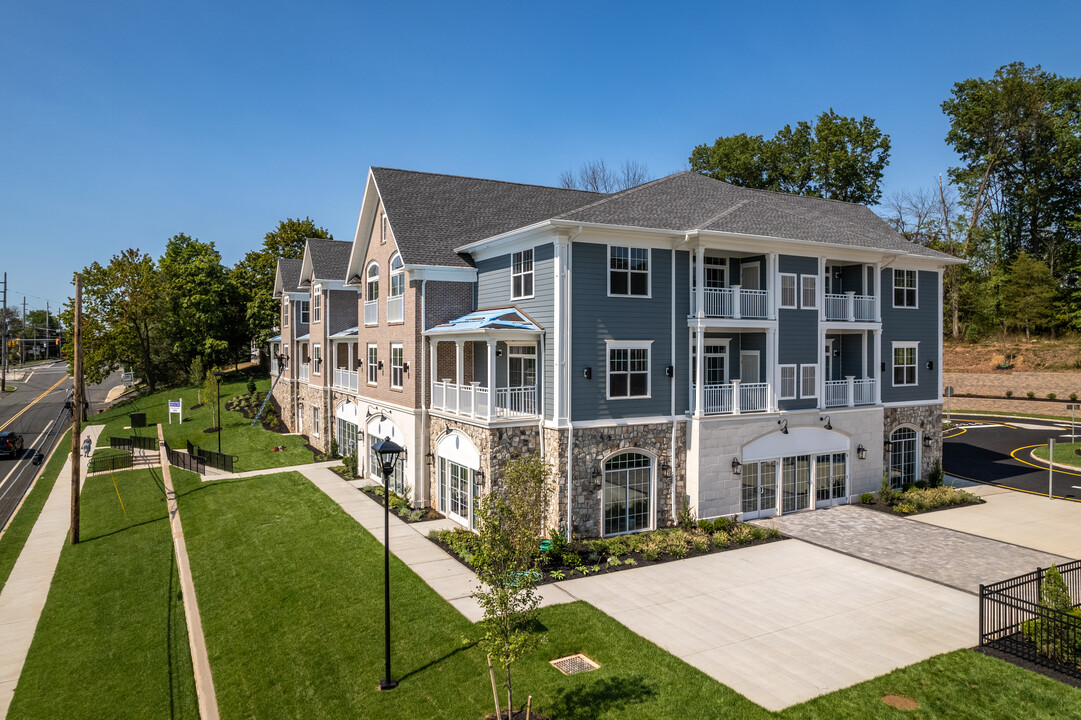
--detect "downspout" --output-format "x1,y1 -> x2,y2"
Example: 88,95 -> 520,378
292,297 -> 299,434
564,226 -> 582,541
326,288 -> 332,451
420,279 -> 429,508
670,238 -> 680,525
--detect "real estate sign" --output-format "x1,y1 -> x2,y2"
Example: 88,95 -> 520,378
168,399 -> 182,424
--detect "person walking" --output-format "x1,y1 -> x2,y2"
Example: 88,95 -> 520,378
82,436 -> 92,457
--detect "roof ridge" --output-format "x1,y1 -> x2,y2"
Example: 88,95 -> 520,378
555,171 -> 693,218
372,166 -> 605,196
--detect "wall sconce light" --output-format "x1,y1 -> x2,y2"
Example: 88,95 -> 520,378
665,365 -> 674,378
833,349 -> 840,357
660,459 -> 671,478
857,444 -> 867,460
923,435 -> 933,449
399,447 -> 408,462
474,469 -> 485,483
819,415 -> 832,430
884,438 -> 893,452
403,362 -> 409,373
881,362 -> 886,372
731,457 -> 742,474
926,361 -> 934,370
425,451 -> 434,466
356,358 -> 363,369
583,367 -> 592,380
591,467 -> 601,479
378,360 -> 384,370
778,418 -> 789,435
496,348 -> 503,357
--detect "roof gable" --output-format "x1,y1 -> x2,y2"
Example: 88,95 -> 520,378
273,258 -> 303,298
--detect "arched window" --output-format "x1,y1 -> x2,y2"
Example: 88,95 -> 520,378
889,427 -> 917,489
366,262 -> 380,302
603,452 -> 652,535
389,254 -> 404,297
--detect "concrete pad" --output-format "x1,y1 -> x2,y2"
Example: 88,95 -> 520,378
555,540 -> 976,711
912,484 -> 1081,559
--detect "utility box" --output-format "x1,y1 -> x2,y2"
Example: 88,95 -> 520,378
130,412 -> 146,428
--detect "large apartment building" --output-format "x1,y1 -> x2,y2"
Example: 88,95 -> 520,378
271,167 -> 958,538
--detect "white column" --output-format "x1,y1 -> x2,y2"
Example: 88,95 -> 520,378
766,327 -> 777,412
732,379 -> 741,415
695,245 -> 705,318
846,376 -> 855,408
873,329 -> 882,405
429,339 -> 437,408
874,263 -> 883,322
846,290 -> 856,322
455,340 -> 464,411
731,284 -> 742,320
819,328 -> 827,408
768,252 -> 777,319
486,340 -> 496,421
693,327 -> 705,418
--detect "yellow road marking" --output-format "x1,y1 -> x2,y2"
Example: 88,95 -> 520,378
946,470 -> 1081,503
0,375 -> 69,432
943,428 -> 967,439
1010,444 -> 1081,478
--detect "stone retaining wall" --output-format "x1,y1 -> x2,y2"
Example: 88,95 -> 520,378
946,372 -> 1081,400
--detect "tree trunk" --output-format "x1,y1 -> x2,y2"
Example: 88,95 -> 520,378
505,664 -> 513,719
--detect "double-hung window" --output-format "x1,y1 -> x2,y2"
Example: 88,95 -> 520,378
299,300 -> 310,324
283,298 -> 289,327
312,344 -> 322,375
893,342 -> 918,386
388,254 -> 404,323
511,249 -> 534,299
780,274 -> 797,309
367,344 -> 378,385
800,275 -> 817,310
312,406 -> 320,437
800,364 -> 818,398
390,344 -> 404,389
608,342 -> 650,399
312,285 -> 322,323
779,365 -> 797,399
609,246 -> 649,296
893,269 -> 917,308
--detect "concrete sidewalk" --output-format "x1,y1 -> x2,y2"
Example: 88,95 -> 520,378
914,483 -> 1081,559
0,424 -> 102,718
299,465 -> 575,622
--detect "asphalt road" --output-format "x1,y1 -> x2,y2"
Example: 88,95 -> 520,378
0,362 -> 123,531
944,412 -> 1081,502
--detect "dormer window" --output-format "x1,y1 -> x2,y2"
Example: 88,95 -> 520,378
312,285 -> 322,323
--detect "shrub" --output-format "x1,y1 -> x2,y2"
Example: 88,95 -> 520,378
894,502 -> 918,515
247,375 -> 257,395
189,357 -> 205,388
927,458 -> 944,488
697,519 -> 715,533
749,526 -> 766,541
676,496 -> 697,530
641,539 -> 661,562
407,509 -> 424,522
712,516 -> 734,532
690,531 -> 710,552
1048,393 -> 1057,400
342,450 -> 358,478
1021,565 -> 1081,663
561,552 -> 581,568
730,525 -> 754,545
1072,393 -> 1078,402
764,527 -> 782,539
623,558 -> 638,567
329,439 -> 339,459
1005,390 -> 1014,398
711,531 -> 730,548
660,529 -> 690,558
1027,391 -> 1036,399
877,477 -> 900,506
860,492 -> 875,504
605,536 -> 629,557
606,555 -> 621,567
549,570 -> 565,581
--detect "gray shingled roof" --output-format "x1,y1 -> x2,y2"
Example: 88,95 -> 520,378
306,238 -> 353,280
556,172 -> 953,259
372,167 -> 602,268
275,258 -> 303,297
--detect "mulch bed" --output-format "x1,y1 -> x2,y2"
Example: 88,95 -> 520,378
974,644 -> 1081,690
484,710 -> 551,720
857,496 -> 985,517
429,531 -> 787,586
351,481 -> 443,523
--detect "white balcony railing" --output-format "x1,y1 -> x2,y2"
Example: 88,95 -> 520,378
431,381 -> 538,420
364,300 -> 378,325
824,377 -> 876,407
299,363 -> 310,382
701,381 -> 771,415
695,286 -> 769,320
824,292 -> 877,322
387,295 -> 404,323
333,368 -> 358,392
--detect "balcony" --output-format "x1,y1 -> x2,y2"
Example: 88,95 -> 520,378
431,381 -> 538,420
299,363 -> 310,382
692,287 -> 769,320
701,381 -> 771,415
364,300 -> 378,325
333,368 -> 358,392
823,377 -> 876,408
387,295 -> 404,323
824,292 -> 877,322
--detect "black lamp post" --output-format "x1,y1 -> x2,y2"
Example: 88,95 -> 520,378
373,435 -> 403,691
213,370 -> 223,454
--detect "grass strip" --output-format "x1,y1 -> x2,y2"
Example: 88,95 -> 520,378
7,467 -> 199,720
0,428 -> 71,593
174,470 -> 1081,719
91,373 -> 313,472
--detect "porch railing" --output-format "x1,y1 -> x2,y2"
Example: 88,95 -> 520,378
824,292 -> 877,322
823,377 -> 876,407
431,381 -> 538,420
364,300 -> 378,325
695,287 -> 770,320
299,363 -> 310,382
701,381 -> 771,415
387,296 -> 404,323
333,368 -> 358,392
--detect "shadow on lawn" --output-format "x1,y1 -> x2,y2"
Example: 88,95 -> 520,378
546,675 -> 656,720
398,639 -> 479,682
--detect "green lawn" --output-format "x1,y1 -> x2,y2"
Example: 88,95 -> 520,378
8,467 -> 198,720
1031,441 -> 1081,468
0,429 -> 71,593
173,470 -> 1081,719
90,372 -> 313,472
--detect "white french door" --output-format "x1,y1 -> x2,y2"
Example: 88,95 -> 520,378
815,453 -> 848,508
741,460 -> 777,519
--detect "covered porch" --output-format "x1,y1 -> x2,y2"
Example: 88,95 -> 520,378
330,327 -> 359,392
823,260 -> 879,323
690,328 -> 775,416
821,329 -> 880,408
689,248 -> 775,321
426,308 -> 543,422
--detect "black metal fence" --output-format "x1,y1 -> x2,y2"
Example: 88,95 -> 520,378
186,439 -> 236,473
165,440 -> 205,475
980,559 -> 1081,679
88,452 -> 134,473
109,436 -> 132,450
131,435 -> 158,451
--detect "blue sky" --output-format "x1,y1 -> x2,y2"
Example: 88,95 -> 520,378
2,0 -> 1079,316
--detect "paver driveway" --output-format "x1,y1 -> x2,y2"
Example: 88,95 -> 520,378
556,539 -> 976,711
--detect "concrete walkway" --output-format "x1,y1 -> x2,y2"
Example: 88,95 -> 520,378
298,465 -> 575,622
557,539 -> 976,711
914,482 -> 1081,559
0,424 -> 102,718
754,504 -> 1069,593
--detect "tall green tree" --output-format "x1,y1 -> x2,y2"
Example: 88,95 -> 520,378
1002,252 -> 1056,341
943,62 -> 1081,273
62,250 -> 166,391
689,109 -> 891,205
232,217 -> 331,350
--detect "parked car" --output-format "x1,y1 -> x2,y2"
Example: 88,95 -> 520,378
0,431 -> 24,458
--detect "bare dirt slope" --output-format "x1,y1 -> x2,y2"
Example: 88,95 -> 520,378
944,337 -> 1081,373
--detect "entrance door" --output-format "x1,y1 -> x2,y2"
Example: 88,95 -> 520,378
741,460 -> 777,519
781,455 -> 813,513
740,351 -> 759,383
815,453 -> 848,508
824,340 -> 834,381
740,261 -> 760,290
442,458 -> 472,528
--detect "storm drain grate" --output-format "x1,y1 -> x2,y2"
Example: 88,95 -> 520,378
549,653 -> 600,675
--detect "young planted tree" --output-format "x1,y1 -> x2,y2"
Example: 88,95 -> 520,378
203,370 -> 221,430
472,453 -> 552,718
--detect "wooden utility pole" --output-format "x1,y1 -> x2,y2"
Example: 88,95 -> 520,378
70,274 -> 82,545
1,271 -> 7,394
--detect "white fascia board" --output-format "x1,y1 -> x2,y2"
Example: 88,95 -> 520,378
454,220 -> 555,254
405,265 -> 477,282
423,328 -> 541,341
346,170 -> 380,285
463,226 -> 561,263
695,228 -> 963,268
298,244 -> 315,286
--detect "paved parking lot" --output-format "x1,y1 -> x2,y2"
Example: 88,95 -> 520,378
557,540 -> 976,711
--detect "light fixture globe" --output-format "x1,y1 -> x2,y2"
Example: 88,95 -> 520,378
373,436 -> 403,476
